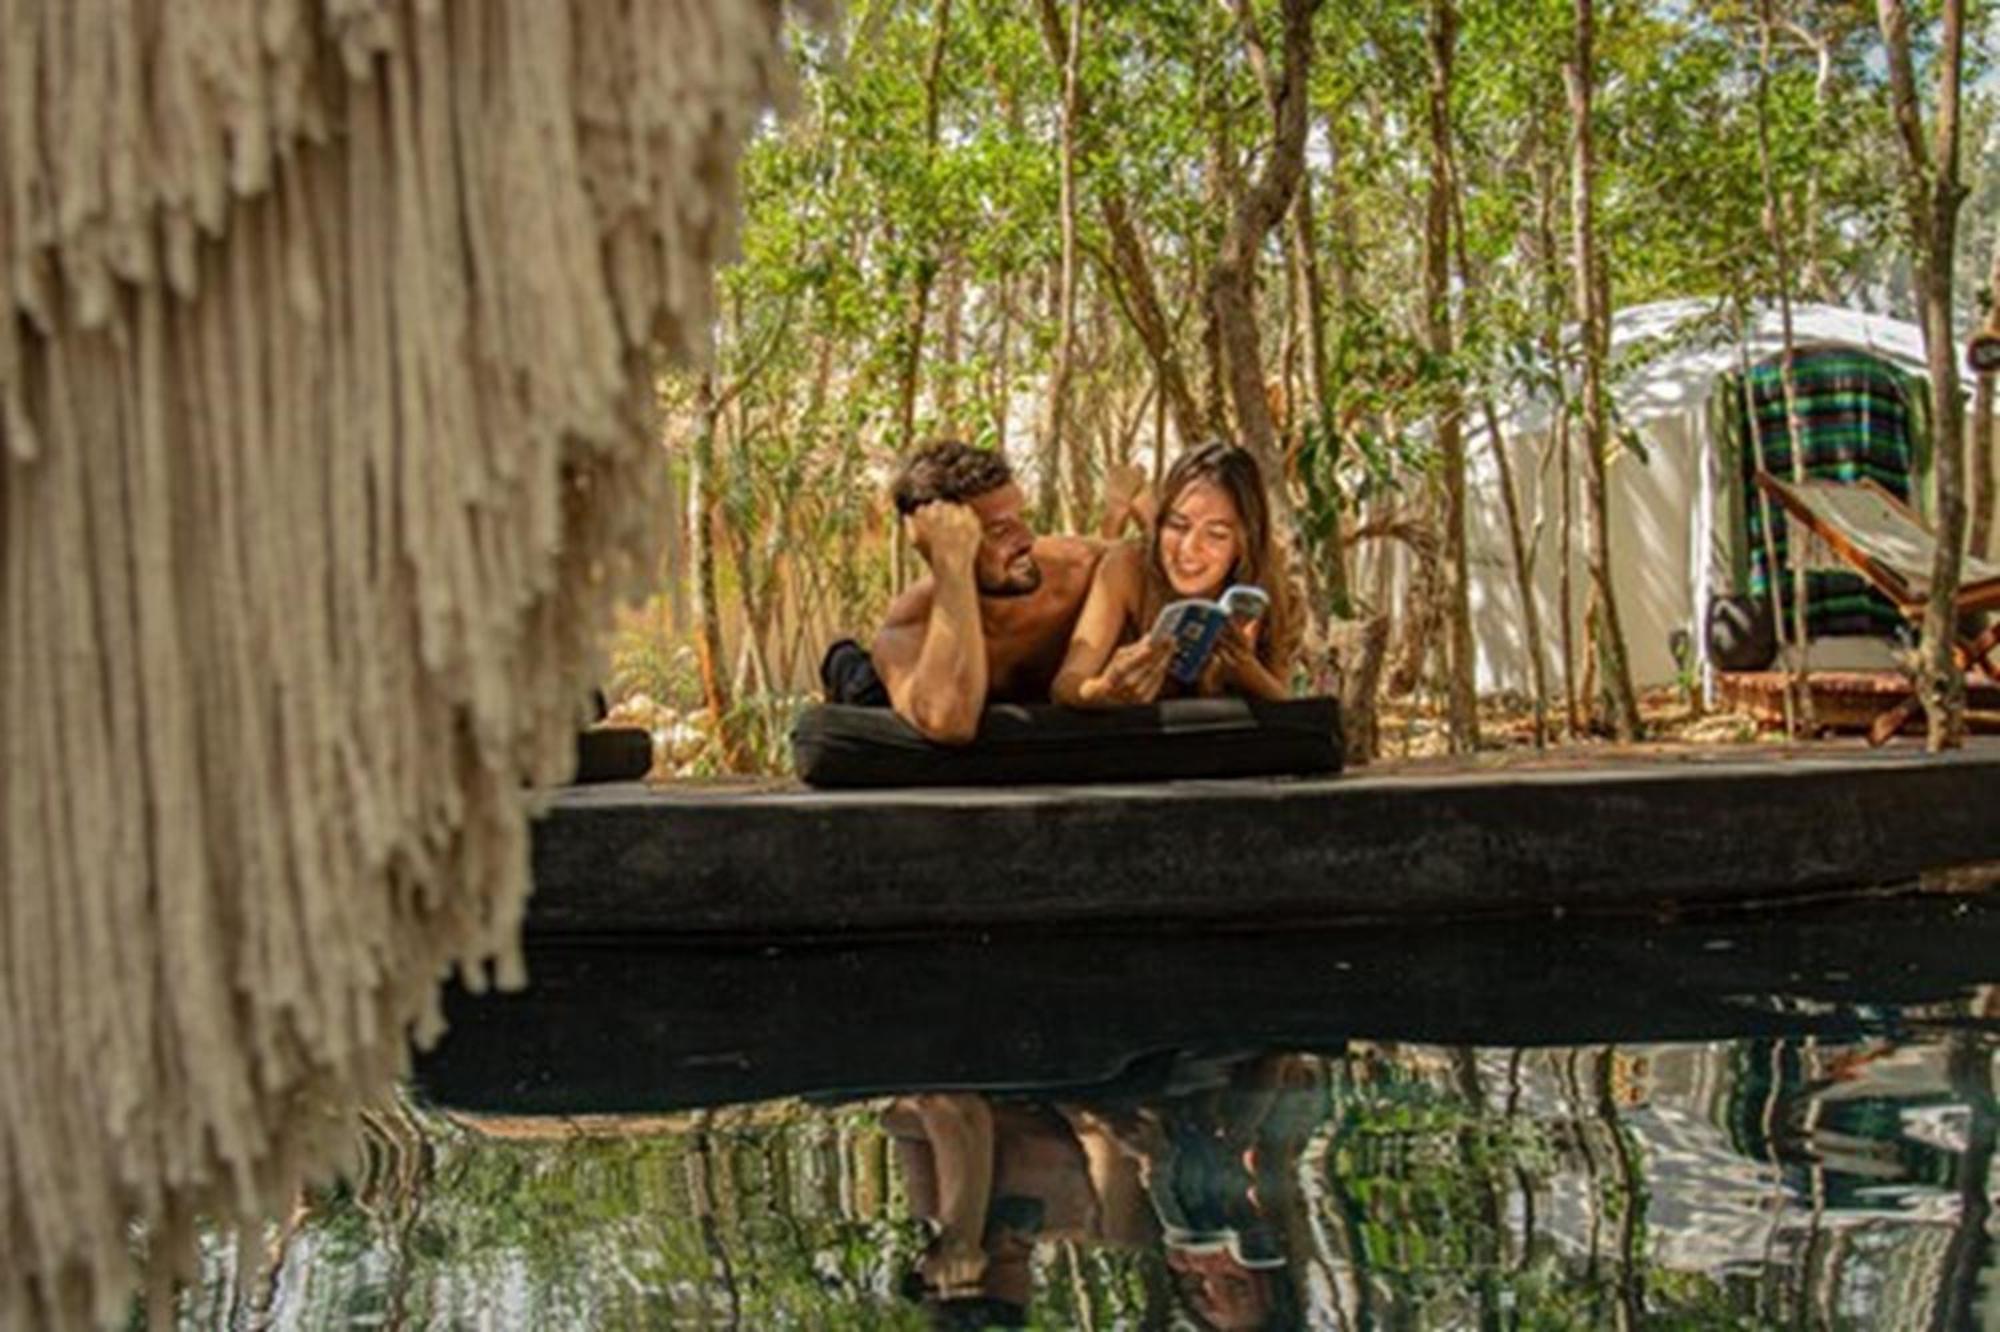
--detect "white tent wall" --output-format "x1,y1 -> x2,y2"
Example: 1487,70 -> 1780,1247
1464,407 -> 1714,696
1442,301 -> 1933,697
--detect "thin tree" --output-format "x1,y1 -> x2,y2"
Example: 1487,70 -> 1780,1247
1041,0 -> 1085,530
1426,0 -> 1478,751
1208,0 -> 1322,503
1877,0 -> 1970,751
1455,165 -> 1550,747
894,0 -> 955,574
1753,0 -> 1818,737
1289,170 -> 1349,611
1035,0 -> 1206,450
937,250 -> 965,429
1777,8 -> 1839,301
690,376 -> 745,769
1097,194 -> 1207,447
1534,147 -> 1583,736
1736,298 -> 1800,738
1971,224 -> 1999,562
1565,0 -> 1643,740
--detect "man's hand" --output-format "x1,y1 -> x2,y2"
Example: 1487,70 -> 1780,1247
1091,635 -> 1173,705
906,501 -> 982,574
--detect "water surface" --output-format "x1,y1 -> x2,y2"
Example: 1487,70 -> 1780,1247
187,892 -> 1998,1329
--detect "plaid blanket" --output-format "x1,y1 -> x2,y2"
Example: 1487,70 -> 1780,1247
1735,348 -> 1920,638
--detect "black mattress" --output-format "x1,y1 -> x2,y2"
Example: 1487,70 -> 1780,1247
791,696 -> 1341,788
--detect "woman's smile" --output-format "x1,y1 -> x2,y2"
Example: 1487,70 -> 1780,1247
1160,480 -> 1244,597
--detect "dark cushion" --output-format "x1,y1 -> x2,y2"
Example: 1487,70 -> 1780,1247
820,637 -> 890,706
1707,594 -> 1778,672
791,696 -> 1341,788
574,727 -> 653,783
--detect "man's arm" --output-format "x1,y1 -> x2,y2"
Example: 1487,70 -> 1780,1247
871,503 -> 988,744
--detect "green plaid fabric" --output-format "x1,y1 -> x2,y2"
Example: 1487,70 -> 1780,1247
1736,349 -> 1919,638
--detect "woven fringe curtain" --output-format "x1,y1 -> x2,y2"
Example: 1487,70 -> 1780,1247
0,2 -> 787,1324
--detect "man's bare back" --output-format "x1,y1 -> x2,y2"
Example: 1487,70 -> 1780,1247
873,534 -> 1102,704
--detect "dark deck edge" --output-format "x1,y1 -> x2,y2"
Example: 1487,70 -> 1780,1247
523,746 -> 2000,937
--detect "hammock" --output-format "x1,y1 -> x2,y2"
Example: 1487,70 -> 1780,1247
0,3 -> 789,1325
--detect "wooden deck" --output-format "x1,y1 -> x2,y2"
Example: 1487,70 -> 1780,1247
524,739 -> 2000,939
1717,669 -> 2000,734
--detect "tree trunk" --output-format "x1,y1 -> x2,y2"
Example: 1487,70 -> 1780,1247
1970,226 -> 1998,561
1387,494 -> 1443,698
1878,0 -> 1969,751
937,249 -> 964,431
894,0 -> 954,467
1099,193 -> 1206,449
1329,614 -> 1389,765
1207,0 -> 1320,520
993,272 -> 1014,457
1755,0 -> 1818,737
1459,142 -> 1547,745
1036,258 -> 1064,522
1737,310 -> 1800,738
1041,0 -> 1084,531
1033,0 -> 1203,461
1566,0 -> 1642,741
690,378 -> 743,769
1200,128 -> 1237,443
1932,1030 -> 1996,1332
1534,151 -> 1582,737
1484,399 -> 1549,746
1321,109 -> 1362,310
1426,0 -> 1477,752
1783,17 -> 1836,301
660,427 -> 689,635
1290,172 -> 1349,612
1557,401 -> 1581,736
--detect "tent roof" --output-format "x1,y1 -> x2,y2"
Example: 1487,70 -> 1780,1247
1609,298 -> 1929,427
1483,298 -> 1931,442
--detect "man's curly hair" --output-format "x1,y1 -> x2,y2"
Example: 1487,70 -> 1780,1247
891,440 -> 1014,517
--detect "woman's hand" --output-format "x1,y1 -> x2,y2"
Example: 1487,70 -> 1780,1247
1211,620 -> 1258,685
1206,618 -> 1289,700
1086,635 -> 1172,705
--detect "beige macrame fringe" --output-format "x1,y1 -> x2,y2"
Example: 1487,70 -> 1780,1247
0,2 -> 788,1325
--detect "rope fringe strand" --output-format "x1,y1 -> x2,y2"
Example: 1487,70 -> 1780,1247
0,2 -> 789,1324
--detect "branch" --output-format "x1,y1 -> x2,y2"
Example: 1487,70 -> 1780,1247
1875,0 -> 1930,184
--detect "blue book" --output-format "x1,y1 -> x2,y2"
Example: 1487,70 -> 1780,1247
1151,584 -> 1270,684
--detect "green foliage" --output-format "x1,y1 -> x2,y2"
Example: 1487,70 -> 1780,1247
608,612 -> 703,713
644,0 -> 1995,763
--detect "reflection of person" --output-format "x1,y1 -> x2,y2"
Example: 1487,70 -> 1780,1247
884,1092 -> 1155,1328
1053,442 -> 1299,709
870,442 -> 1120,743
1095,1054 -> 1324,1331
885,1055 -> 1327,1330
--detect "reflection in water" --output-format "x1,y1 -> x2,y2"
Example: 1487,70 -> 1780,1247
182,1024 -> 1995,1328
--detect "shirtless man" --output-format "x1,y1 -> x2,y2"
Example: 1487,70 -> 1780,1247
872,441 -> 1112,744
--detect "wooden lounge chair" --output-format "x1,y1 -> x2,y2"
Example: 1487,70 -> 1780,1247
1753,471 -> 2000,743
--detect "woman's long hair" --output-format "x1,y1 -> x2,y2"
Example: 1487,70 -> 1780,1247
1139,441 -> 1300,682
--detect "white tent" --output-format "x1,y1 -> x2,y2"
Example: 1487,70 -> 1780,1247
1456,299 -> 1932,696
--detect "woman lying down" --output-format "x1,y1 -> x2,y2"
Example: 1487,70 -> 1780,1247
1055,441 -> 1300,709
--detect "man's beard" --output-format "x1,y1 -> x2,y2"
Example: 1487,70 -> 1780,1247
978,557 -> 1043,599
